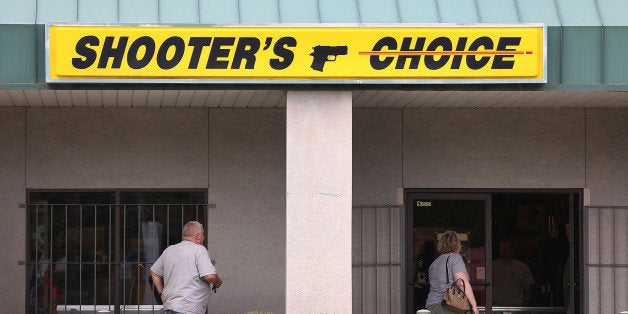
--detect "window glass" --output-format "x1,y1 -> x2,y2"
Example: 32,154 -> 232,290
27,191 -> 206,311
492,193 -> 574,309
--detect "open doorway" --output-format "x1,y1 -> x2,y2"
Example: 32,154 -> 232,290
406,190 -> 580,313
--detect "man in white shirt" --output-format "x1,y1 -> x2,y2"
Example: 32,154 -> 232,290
151,221 -> 223,314
492,238 -> 534,307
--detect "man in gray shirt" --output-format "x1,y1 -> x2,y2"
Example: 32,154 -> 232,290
151,221 -> 223,314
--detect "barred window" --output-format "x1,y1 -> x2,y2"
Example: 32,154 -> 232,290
27,191 -> 206,313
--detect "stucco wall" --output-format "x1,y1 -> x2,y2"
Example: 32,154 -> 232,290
353,108 -> 403,205
586,108 -> 628,205
26,107 -> 208,188
208,108 -> 286,313
0,108 -> 26,312
402,108 -> 586,188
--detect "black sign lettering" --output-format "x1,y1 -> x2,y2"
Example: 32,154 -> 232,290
98,36 -> 128,68
157,36 -> 185,70
270,37 -> 296,70
72,36 -> 99,69
127,36 -> 155,69
492,37 -> 520,69
450,37 -> 468,69
395,37 -> 425,70
232,37 -> 261,69
424,37 -> 452,70
467,36 -> 493,70
206,37 -> 235,69
370,37 -> 396,70
188,37 -> 212,69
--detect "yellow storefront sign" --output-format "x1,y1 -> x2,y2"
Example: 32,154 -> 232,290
46,24 -> 546,83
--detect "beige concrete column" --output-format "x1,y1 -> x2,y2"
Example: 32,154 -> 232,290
286,91 -> 352,313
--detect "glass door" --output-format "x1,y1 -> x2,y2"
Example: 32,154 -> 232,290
406,192 -> 492,313
491,192 -> 578,313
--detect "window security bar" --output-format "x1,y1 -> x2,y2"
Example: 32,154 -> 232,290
585,205 -> 627,314
353,204 -> 403,314
25,202 -> 208,314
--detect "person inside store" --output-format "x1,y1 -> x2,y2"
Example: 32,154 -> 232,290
150,221 -> 223,314
492,238 -> 535,307
563,222 -> 572,313
425,230 -> 480,314
413,229 -> 436,310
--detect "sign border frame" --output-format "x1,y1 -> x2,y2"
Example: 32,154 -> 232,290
45,23 -> 547,85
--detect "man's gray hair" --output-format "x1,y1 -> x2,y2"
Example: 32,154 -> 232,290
183,221 -> 204,237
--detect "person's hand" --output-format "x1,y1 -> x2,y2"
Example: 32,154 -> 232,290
471,306 -> 479,314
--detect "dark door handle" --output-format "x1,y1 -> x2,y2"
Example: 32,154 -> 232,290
408,282 -> 429,287
470,282 -> 490,286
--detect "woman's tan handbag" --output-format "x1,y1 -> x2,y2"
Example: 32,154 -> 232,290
441,255 -> 471,313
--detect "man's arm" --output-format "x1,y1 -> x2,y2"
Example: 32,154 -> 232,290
150,270 -> 164,294
521,264 -> 535,306
202,273 -> 223,288
523,286 -> 532,306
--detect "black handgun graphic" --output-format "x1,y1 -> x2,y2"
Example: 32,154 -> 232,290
309,45 -> 348,72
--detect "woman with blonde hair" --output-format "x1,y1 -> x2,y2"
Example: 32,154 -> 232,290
425,230 -> 479,314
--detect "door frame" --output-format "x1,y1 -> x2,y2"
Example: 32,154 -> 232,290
404,191 -> 492,313
404,188 -> 583,314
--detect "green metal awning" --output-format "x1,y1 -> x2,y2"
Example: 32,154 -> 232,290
4,0 -> 625,26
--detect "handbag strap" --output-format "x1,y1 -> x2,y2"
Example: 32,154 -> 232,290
444,254 -> 466,293
445,254 -> 451,284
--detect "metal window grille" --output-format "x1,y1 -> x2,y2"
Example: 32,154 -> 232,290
584,205 -> 628,314
24,203 -> 208,314
352,205 -> 402,314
